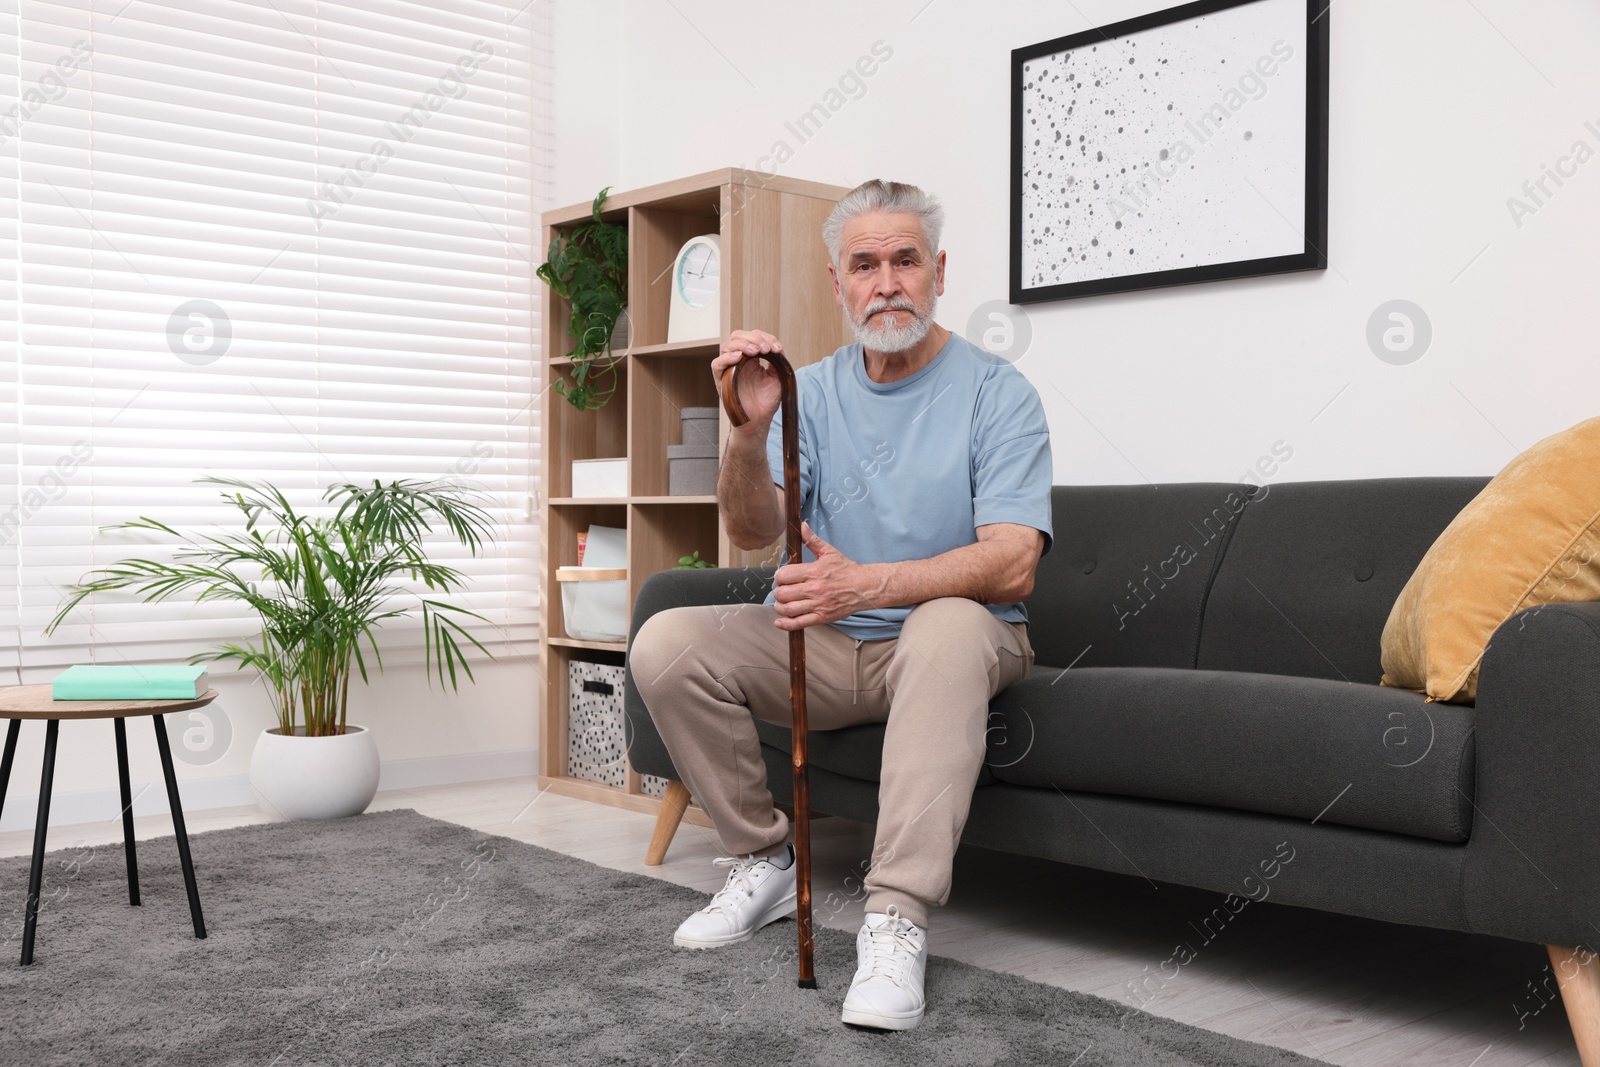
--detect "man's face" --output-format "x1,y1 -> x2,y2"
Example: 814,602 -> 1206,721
829,211 -> 946,353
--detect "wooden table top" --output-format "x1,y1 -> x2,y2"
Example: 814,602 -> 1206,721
0,685 -> 220,720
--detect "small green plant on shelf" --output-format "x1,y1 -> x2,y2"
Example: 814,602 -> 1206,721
536,186 -> 627,412
674,551 -> 715,569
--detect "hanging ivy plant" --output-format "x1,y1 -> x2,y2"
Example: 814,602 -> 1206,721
536,187 -> 628,411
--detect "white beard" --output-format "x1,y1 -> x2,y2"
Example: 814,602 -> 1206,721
849,297 -> 936,353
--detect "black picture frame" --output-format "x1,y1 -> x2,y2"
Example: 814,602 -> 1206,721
1009,0 -> 1330,304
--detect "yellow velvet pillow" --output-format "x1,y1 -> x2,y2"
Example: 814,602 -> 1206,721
1381,416 -> 1600,704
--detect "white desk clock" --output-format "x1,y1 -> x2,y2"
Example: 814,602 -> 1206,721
667,233 -> 721,344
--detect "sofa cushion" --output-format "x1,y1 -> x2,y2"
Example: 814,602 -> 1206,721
984,665 -> 1475,843
1382,417 -> 1600,704
754,720 -> 884,784
1196,477 -> 1490,684
752,720 -> 998,788
1027,483 -> 1253,670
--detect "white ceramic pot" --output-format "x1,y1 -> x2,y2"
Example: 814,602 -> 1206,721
248,725 -> 381,821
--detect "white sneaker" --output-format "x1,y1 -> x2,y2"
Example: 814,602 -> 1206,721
672,844 -> 797,949
840,905 -> 928,1031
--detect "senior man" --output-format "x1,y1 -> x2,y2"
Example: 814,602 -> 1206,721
630,179 -> 1052,1031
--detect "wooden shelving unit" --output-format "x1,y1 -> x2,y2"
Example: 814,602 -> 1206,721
537,168 -> 855,820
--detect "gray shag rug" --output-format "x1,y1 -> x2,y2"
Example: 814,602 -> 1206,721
0,808 -> 1331,1066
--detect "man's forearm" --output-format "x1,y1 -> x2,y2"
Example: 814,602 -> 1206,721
858,537 -> 1037,610
718,422 -> 783,549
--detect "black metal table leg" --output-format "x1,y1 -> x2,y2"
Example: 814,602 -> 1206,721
21,719 -> 59,965
114,717 -> 140,906
152,714 -> 205,939
0,718 -> 19,821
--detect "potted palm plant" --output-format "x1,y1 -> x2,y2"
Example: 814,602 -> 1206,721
47,476 -> 495,820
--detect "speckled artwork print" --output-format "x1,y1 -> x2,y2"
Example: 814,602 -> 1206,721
1020,0 -> 1308,288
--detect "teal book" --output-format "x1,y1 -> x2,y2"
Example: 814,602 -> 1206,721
52,664 -> 209,700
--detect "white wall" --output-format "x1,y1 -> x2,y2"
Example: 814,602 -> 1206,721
550,0 -> 622,210
551,0 -> 1600,488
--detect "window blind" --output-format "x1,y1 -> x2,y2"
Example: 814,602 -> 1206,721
0,0 -> 539,676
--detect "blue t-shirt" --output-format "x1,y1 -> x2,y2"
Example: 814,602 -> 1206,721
762,332 -> 1053,640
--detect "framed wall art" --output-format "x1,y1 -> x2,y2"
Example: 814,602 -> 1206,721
1010,0 -> 1329,303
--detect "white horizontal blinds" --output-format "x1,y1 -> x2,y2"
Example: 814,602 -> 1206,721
302,0 -> 537,661
8,0 -> 98,679
0,2 -> 18,679
6,0 -> 537,674
530,0 -> 551,513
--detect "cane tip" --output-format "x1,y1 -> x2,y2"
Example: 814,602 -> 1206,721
798,978 -> 818,990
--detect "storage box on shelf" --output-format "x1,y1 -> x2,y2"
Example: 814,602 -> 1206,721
537,168 -> 857,822
556,567 -> 628,642
567,659 -> 628,788
557,523 -> 628,643
668,407 -> 719,496
544,505 -> 627,653
571,458 -> 628,499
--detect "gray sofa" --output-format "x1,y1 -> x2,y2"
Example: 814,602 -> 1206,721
623,476 -> 1600,960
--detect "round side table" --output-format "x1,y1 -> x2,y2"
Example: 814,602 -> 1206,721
0,684 -> 217,965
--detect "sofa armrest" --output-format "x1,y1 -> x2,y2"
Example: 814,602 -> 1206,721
627,566 -> 775,639
1464,601 -> 1600,948
622,567 -> 774,783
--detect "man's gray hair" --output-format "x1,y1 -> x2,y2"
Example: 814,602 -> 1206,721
822,179 -> 945,265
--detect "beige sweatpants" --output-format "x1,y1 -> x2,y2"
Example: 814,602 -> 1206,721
629,597 -> 1034,928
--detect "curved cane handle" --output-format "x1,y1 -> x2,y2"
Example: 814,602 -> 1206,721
719,363 -> 749,426
720,355 -> 787,428
719,352 -> 798,429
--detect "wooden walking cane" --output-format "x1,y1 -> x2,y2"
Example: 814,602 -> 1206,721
719,352 -> 817,989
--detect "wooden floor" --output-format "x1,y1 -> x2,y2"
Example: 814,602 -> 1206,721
0,777 -> 1580,1066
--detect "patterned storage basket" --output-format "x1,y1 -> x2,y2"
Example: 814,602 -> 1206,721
567,660 -> 629,789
